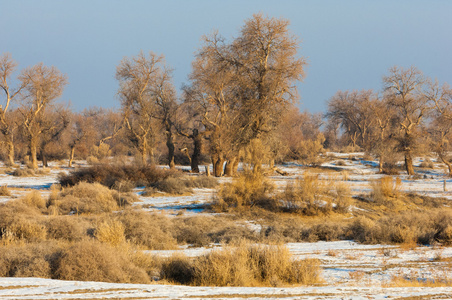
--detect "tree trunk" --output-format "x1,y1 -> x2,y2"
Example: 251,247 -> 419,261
224,157 -> 237,176
68,146 -> 75,167
378,155 -> 384,173
29,137 -> 38,169
214,157 -> 224,177
404,150 -> 415,176
166,131 -> 175,169
6,136 -> 15,166
191,129 -> 201,173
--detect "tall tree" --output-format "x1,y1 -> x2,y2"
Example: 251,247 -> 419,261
0,53 -> 26,166
383,66 -> 431,175
116,51 -> 163,165
18,63 -> 67,169
187,13 -> 306,176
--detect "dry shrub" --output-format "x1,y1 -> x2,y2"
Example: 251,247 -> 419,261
45,216 -> 90,241
0,185 -> 11,196
419,158 -> 434,169
162,242 -> 321,287
348,210 -> 452,245
48,182 -> 119,215
21,190 -> 46,210
0,241 -> 62,278
0,201 -> 46,243
215,171 -> 275,211
58,163 -> 175,188
370,176 -> 401,203
152,177 -> 193,195
173,215 -> 256,246
160,254 -> 195,285
95,218 -> 126,246
382,162 -> 400,175
282,174 -> 332,215
55,239 -> 150,283
117,209 -> 177,250
151,176 -> 218,195
12,168 -> 35,177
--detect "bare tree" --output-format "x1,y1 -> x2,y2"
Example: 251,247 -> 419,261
18,63 -> 67,169
0,53 -> 26,165
427,81 -> 452,175
153,65 -> 178,169
116,51 -> 163,165
187,13 -> 306,176
326,90 -> 376,149
383,66 -> 431,175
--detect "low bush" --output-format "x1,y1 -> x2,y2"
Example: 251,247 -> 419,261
116,209 -> 178,250
160,242 -> 321,286
0,241 -> 62,278
48,182 -> 123,215
0,185 -> 11,196
58,163 -> 175,188
95,218 -> 126,246
12,168 -> 35,177
55,240 -> 150,283
45,216 -> 90,241
215,171 -> 276,211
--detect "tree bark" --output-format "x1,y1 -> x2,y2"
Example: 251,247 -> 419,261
166,131 -> 175,169
6,136 -> 15,166
404,150 -> 415,176
378,156 -> 384,173
191,129 -> 201,173
224,157 -> 237,176
214,157 -> 224,177
29,137 -> 38,169
68,146 -> 75,167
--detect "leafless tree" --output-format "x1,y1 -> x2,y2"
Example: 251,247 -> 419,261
18,63 -> 68,169
326,90 -> 376,149
383,66 -> 431,175
0,53 -> 26,165
116,51 -> 164,165
426,81 -> 452,175
187,13 -> 306,176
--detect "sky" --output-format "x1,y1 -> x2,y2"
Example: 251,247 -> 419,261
1,0 -> 451,113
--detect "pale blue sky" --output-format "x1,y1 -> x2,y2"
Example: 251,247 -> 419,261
1,0 -> 451,113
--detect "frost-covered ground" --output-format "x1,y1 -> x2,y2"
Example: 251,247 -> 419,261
1,156 -> 452,299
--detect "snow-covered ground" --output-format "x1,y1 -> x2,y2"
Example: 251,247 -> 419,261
1,157 -> 452,299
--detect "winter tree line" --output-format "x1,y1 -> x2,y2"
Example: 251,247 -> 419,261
1,14 -> 451,177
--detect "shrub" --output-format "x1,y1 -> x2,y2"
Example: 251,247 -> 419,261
419,158 -> 434,169
0,241 -> 62,278
161,242 -> 322,287
48,182 -> 119,215
45,216 -> 90,241
370,176 -> 401,203
152,177 -> 193,195
58,163 -> 175,188
55,240 -> 150,283
12,168 -> 35,177
117,209 -> 177,250
282,174 -> 332,215
215,171 -> 275,211
0,185 -> 11,196
95,219 -> 126,246
21,190 -> 46,210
